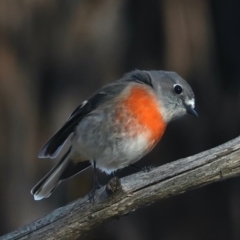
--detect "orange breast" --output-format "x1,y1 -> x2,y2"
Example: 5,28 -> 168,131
118,85 -> 166,147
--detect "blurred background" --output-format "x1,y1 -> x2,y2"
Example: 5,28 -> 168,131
0,0 -> 240,239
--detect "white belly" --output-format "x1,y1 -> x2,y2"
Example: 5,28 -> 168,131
72,130 -> 150,174
95,133 -> 149,174
71,109 -> 152,174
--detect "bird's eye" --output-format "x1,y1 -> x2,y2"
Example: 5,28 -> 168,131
173,84 -> 183,94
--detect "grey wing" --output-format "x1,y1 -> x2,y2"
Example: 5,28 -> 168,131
38,82 -> 127,159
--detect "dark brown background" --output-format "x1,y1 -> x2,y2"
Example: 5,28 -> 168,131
0,0 -> 240,239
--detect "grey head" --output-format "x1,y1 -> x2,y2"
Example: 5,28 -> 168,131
145,70 -> 197,122
124,70 -> 197,123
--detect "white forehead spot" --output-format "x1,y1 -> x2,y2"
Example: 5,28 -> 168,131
185,98 -> 195,108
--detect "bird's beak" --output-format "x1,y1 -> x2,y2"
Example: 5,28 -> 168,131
185,104 -> 198,117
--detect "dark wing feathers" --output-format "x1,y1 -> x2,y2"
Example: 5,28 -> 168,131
38,92 -> 108,158
38,111 -> 83,158
39,70 -> 150,159
38,82 -> 127,159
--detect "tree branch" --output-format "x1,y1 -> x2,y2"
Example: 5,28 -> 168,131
2,136 -> 240,240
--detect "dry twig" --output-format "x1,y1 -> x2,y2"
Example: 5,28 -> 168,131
2,136 -> 240,240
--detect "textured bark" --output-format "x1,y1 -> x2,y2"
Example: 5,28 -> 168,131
1,136 -> 240,240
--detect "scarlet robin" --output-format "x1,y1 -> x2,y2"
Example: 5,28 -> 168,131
31,70 -> 197,200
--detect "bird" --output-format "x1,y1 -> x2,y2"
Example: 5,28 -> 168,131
31,70 -> 197,201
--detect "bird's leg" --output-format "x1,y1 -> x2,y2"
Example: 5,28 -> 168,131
93,160 -> 102,189
88,160 -> 101,202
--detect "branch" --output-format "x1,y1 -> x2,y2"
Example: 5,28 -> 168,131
2,136 -> 240,240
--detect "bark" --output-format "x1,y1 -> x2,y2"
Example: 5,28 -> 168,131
1,136 -> 240,240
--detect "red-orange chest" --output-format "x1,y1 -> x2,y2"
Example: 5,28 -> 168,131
116,85 -> 166,146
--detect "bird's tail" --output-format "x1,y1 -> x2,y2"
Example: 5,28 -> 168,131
31,148 -> 91,200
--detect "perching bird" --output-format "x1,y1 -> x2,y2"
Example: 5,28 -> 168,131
31,70 -> 197,200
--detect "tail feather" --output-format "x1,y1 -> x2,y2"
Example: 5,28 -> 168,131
31,148 -> 91,201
